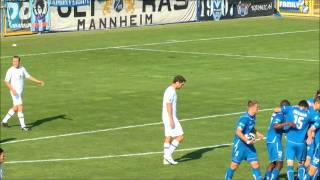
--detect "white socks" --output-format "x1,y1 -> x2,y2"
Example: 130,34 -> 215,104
164,143 -> 170,157
168,139 -> 180,155
18,112 -> 26,128
2,109 -> 15,123
164,139 -> 180,158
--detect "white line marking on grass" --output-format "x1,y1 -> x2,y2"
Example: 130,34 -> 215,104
0,108 -> 272,145
6,138 -> 268,164
6,143 -> 233,164
115,47 -> 319,62
0,29 -> 317,59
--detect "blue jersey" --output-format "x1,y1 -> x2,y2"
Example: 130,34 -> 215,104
233,112 -> 256,145
281,106 -> 316,144
307,97 -> 314,106
310,110 -> 320,146
266,112 -> 285,143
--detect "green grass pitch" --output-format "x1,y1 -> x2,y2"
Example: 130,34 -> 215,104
0,16 -> 319,179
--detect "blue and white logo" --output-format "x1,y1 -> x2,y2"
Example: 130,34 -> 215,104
212,0 -> 222,21
114,0 -> 124,12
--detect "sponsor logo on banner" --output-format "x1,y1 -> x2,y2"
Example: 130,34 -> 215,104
31,0 -> 50,31
250,3 -> 272,12
113,0 -> 123,12
198,0 -> 234,21
212,0 -> 222,21
237,1 -> 251,17
5,0 -> 31,30
51,0 -> 197,31
197,0 -> 273,20
279,0 -> 311,14
50,0 -> 91,7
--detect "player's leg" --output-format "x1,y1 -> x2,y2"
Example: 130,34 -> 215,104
270,161 -> 283,180
17,104 -> 28,131
265,143 -> 276,180
163,136 -> 173,164
1,106 -> 17,127
225,162 -> 239,180
1,93 -> 20,127
286,141 -> 295,180
297,143 -> 307,180
248,146 -> 262,180
167,119 -> 184,160
225,140 -> 244,180
270,141 -> 284,180
264,162 -> 275,180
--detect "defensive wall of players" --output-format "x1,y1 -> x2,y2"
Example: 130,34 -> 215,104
0,0 -> 319,37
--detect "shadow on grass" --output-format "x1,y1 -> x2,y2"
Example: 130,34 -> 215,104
0,138 -> 16,144
27,114 -> 72,128
176,144 -> 231,163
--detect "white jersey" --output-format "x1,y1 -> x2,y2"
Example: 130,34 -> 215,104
4,66 -> 31,94
162,86 -> 177,119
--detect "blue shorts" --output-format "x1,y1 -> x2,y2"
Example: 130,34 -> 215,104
286,140 -> 306,162
307,140 -> 315,158
311,144 -> 320,168
267,141 -> 284,162
232,139 -> 258,164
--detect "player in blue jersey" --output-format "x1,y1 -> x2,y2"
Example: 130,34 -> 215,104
305,90 -> 320,171
279,100 -> 318,180
307,90 -> 320,106
264,100 -> 296,180
305,96 -> 320,180
225,100 -> 264,180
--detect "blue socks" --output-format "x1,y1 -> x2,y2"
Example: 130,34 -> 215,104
298,165 -> 305,180
287,165 -> 294,180
270,168 -> 280,180
252,168 -> 262,180
225,168 -> 235,180
264,169 -> 271,180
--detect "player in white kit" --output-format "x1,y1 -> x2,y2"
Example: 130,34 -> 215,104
162,75 -> 186,165
1,56 -> 44,131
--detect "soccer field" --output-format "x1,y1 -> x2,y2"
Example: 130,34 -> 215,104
0,16 -> 319,179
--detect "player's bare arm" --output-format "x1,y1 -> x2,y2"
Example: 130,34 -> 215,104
166,103 -> 175,129
306,127 -> 315,145
27,76 -> 44,86
273,122 -> 296,129
252,128 -> 264,140
4,81 -> 17,96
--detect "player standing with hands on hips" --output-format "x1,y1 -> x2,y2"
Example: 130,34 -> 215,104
1,56 -> 44,131
162,75 -> 186,165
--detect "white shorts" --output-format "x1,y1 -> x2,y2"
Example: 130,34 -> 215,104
10,92 -> 23,106
162,117 -> 184,137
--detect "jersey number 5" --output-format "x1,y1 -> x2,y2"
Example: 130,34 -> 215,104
294,114 -> 303,129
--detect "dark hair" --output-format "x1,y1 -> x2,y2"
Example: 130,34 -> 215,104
314,96 -> 320,103
298,100 -> 309,108
280,99 -> 291,107
248,100 -> 258,107
0,148 -> 3,154
36,0 -> 45,11
13,55 -> 20,61
315,89 -> 320,97
173,75 -> 186,83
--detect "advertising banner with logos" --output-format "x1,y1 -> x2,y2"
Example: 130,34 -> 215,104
197,0 -> 273,21
50,0 -> 197,31
277,0 -> 315,16
4,0 -> 33,35
30,0 -> 51,32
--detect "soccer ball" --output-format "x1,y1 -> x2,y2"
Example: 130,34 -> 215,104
246,133 -> 256,142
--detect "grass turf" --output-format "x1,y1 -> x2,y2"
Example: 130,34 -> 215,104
0,16 -> 319,179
